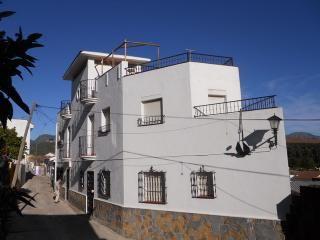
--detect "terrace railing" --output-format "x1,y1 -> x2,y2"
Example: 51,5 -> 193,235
98,124 -> 111,136
79,135 -> 95,157
61,143 -> 71,159
60,100 -> 72,118
194,95 -> 276,117
125,52 -> 234,75
80,79 -> 98,103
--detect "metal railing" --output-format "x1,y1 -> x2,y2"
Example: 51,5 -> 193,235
61,143 -> 71,159
137,115 -> 165,126
60,100 -> 72,118
79,135 -> 95,157
98,124 -> 111,136
194,95 -> 276,117
80,79 -> 98,101
125,52 -> 234,75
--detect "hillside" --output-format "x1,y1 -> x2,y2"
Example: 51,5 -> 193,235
30,134 -> 55,155
286,132 -> 320,143
286,132 -> 320,169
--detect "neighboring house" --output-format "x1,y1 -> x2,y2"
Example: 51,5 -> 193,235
56,47 -> 291,239
7,119 -> 34,155
290,170 -> 320,194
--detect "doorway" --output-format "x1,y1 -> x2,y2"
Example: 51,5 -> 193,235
87,171 -> 94,215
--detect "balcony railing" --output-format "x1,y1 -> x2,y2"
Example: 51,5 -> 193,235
80,79 -> 98,104
194,95 -> 276,117
98,124 -> 111,136
60,100 -> 72,119
60,143 -> 71,159
125,52 -> 234,75
137,115 -> 165,127
79,135 -> 95,158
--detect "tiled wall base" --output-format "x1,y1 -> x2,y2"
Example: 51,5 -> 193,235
68,190 -> 86,212
92,199 -> 284,240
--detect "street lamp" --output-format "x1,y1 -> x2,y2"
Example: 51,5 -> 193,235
267,114 -> 282,146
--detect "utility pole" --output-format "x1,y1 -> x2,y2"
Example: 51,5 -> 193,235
11,102 -> 37,188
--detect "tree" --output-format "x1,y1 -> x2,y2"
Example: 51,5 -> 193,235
0,4 -> 42,129
0,127 -> 22,159
0,4 -> 40,239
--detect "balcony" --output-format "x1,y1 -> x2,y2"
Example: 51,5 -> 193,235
194,95 -> 276,117
60,100 -> 72,119
125,52 -> 234,76
98,124 -> 111,136
59,143 -> 71,160
80,79 -> 98,104
137,115 -> 165,127
79,135 -> 95,159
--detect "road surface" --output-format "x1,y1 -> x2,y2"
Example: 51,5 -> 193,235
7,175 -> 130,240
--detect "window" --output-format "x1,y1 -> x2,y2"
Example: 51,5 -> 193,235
190,166 -> 216,199
138,98 -> 164,126
79,170 -> 84,191
138,167 -> 166,204
98,169 -> 110,199
98,108 -> 111,136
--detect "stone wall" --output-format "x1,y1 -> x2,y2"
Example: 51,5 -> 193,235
68,190 -> 86,212
92,199 -> 284,240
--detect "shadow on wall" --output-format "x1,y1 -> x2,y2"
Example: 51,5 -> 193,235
276,194 -> 291,220
8,214 -> 106,240
70,160 -> 92,190
225,129 -> 270,158
71,105 -> 94,141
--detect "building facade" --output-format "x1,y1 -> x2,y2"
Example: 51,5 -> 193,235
56,50 -> 290,239
7,119 -> 34,155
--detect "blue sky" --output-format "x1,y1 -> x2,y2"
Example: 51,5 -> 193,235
2,0 -> 320,138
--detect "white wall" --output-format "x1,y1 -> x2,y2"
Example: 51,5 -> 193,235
121,62 -> 290,220
189,62 -> 241,111
60,58 -> 290,221
7,119 -> 34,155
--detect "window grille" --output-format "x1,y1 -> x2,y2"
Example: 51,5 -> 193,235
79,170 -> 84,191
98,169 -> 110,199
190,166 -> 216,199
138,167 -> 166,204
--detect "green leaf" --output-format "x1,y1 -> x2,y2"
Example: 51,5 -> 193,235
0,11 -> 15,21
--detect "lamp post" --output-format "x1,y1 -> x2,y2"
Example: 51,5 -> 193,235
268,114 -> 282,146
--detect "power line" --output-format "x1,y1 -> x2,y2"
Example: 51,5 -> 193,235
62,150 -> 288,178
37,104 -> 320,122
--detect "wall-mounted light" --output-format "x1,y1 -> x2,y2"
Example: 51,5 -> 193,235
267,114 -> 282,146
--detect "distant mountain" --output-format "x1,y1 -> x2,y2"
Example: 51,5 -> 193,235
286,132 -> 320,143
30,134 -> 55,155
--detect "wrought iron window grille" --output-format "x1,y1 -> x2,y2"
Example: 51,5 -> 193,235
190,166 -> 217,199
138,167 -> 166,204
137,115 -> 165,127
98,169 -> 111,200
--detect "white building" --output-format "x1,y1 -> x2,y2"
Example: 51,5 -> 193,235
56,45 -> 290,239
7,119 -> 34,155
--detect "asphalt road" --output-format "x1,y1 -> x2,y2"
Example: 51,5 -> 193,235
7,175 -> 129,240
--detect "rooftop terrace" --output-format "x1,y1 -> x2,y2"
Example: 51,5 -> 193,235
125,52 -> 234,75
